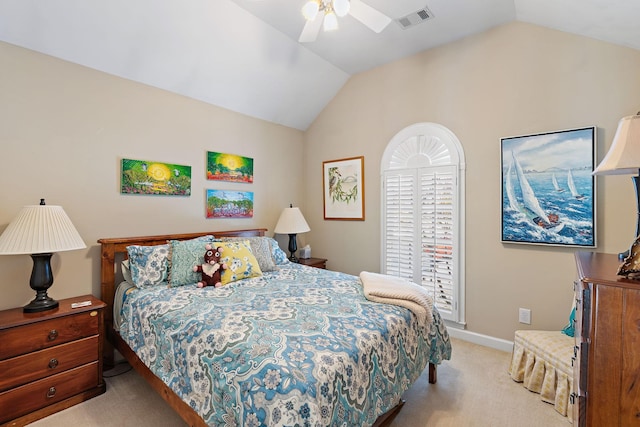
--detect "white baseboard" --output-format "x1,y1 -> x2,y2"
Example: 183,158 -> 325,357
446,327 -> 514,353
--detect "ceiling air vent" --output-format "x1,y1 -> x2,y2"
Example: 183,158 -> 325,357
395,7 -> 433,30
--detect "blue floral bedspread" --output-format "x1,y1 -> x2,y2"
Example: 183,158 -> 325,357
119,264 -> 451,427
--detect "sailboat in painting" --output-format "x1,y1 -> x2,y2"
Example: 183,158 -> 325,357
552,174 -> 565,192
507,152 -> 563,231
567,169 -> 585,200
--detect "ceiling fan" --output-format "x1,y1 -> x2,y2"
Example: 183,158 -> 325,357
298,0 -> 392,43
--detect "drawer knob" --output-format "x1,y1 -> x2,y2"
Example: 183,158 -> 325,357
47,329 -> 58,341
46,386 -> 56,398
48,358 -> 59,369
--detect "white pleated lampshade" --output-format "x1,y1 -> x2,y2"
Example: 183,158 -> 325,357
274,206 -> 310,235
593,114 -> 640,175
0,203 -> 86,255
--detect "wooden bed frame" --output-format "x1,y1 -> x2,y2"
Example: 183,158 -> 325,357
98,228 -> 436,427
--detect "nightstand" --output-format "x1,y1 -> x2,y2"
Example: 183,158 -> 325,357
297,257 -> 327,269
0,295 -> 106,426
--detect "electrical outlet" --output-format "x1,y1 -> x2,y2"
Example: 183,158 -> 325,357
519,308 -> 531,324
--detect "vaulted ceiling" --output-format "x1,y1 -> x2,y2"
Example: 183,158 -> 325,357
1,0 -> 638,130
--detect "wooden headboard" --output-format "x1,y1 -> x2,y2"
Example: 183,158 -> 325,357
98,228 -> 266,363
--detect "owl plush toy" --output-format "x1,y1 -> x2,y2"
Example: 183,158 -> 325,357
193,244 -> 227,288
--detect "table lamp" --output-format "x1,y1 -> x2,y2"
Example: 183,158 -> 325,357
274,204 -> 310,262
0,199 -> 86,312
592,113 -> 640,258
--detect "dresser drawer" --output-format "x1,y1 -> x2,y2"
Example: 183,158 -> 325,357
0,335 -> 98,392
0,362 -> 99,424
0,310 -> 99,360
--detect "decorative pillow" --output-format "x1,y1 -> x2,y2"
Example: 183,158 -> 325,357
126,244 -> 170,288
270,238 -> 290,265
217,240 -> 263,285
561,306 -> 576,337
168,235 -> 216,287
216,236 -> 277,272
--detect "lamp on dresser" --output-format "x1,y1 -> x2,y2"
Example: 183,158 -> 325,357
0,199 -> 86,312
592,113 -> 640,259
274,204 -> 310,262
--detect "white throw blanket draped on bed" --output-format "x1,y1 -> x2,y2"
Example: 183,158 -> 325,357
359,271 -> 433,327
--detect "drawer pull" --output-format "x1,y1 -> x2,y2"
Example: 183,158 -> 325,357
46,386 -> 57,398
571,356 -> 575,367
47,329 -> 59,341
48,358 -> 59,369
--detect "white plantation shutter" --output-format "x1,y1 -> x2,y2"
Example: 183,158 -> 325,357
381,123 -> 465,325
420,166 -> 456,316
383,171 -> 416,278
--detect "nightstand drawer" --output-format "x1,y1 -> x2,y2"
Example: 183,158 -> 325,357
0,310 -> 99,359
0,361 -> 99,424
0,335 -> 99,392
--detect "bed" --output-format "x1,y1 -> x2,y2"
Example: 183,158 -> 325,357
99,229 -> 451,426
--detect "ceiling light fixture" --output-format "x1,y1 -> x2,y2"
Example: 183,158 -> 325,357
302,0 -> 349,32
302,1 -> 319,21
323,9 -> 339,31
298,0 -> 391,43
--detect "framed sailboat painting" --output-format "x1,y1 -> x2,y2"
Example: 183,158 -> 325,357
501,126 -> 596,247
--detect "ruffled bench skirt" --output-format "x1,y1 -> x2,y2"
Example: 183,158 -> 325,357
508,330 -> 574,422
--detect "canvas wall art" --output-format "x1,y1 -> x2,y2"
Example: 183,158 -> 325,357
501,127 -> 596,247
323,156 -> 365,220
121,158 -> 191,196
207,152 -> 254,183
206,190 -> 254,218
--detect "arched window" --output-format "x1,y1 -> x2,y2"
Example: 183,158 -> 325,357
381,123 -> 466,325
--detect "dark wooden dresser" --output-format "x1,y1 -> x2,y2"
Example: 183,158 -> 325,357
0,295 -> 106,426
573,252 -> 640,426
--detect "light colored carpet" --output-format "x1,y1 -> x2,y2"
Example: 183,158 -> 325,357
30,338 -> 568,427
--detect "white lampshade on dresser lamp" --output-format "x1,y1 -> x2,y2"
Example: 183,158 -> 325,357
0,199 -> 86,312
593,113 -> 640,258
274,204 -> 310,262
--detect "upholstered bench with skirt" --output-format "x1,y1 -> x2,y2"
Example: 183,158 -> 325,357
508,330 -> 574,422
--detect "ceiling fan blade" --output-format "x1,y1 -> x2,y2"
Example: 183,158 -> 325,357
349,0 -> 392,33
298,13 -> 323,43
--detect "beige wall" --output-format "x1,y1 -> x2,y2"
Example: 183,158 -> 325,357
2,22 -> 640,343
304,22 -> 640,341
0,42 -> 304,311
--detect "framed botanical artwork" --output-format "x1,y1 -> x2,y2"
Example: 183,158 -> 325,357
323,156 -> 365,221
206,189 -> 254,218
207,151 -> 253,183
121,158 -> 191,196
501,126 -> 596,247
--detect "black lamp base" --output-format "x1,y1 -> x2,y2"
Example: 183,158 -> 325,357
287,233 -> 299,263
24,253 -> 58,313
23,295 -> 59,313
621,174 -> 640,262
